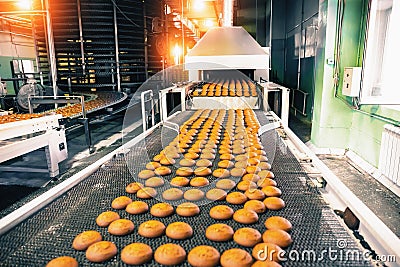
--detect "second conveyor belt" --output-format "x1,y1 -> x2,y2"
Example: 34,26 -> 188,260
0,110 -> 372,266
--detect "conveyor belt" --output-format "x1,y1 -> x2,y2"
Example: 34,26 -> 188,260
0,111 -> 372,266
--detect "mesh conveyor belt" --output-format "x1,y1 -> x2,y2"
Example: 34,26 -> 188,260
0,111 -> 372,266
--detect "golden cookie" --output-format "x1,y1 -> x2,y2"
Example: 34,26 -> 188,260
154,243 -> 186,266
234,227 -> 262,247
188,245 -> 220,267
166,222 -> 193,240
126,201 -> 149,215
46,256 -> 78,267
150,202 -> 174,217
138,220 -> 166,238
96,211 -> 120,227
209,205 -> 234,220
220,248 -> 253,267
176,202 -> 200,217
205,223 -> 234,242
121,243 -> 153,265
86,241 -> 118,263
72,230 -> 102,251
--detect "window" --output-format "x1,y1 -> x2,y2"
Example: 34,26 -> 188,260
361,0 -> 400,105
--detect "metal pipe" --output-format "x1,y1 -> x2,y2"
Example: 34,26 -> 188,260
76,0 -> 86,76
223,0 -> 233,26
143,3 -> 149,80
113,4 -> 121,92
269,0 -> 272,71
181,0 -> 185,64
44,0 -> 58,107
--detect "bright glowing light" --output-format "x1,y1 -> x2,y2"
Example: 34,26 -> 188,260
204,19 -> 214,28
173,44 -> 182,65
193,0 -> 205,11
16,0 -> 32,9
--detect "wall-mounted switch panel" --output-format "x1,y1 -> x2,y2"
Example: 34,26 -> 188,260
342,67 -> 362,97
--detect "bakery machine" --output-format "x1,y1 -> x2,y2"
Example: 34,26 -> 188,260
0,114 -> 67,178
0,27 -> 398,267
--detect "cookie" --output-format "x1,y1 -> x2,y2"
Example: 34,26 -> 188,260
261,186 -> 282,197
162,188 -> 184,201
137,187 -> 157,199
111,196 -> 132,210
190,177 -> 210,187
246,166 -> 261,174
145,177 -> 165,187
96,211 -> 120,227
188,245 -> 220,267
209,205 -> 234,220
196,159 -> 213,167
179,158 -> 196,167
138,220 -> 166,238
233,209 -> 259,224
258,161 -> 272,170
220,153 -> 235,160
242,174 -> 261,183
263,197 -> 285,210
86,241 -> 118,263
166,222 -> 193,239
170,176 -> 190,187
230,167 -> 246,177
108,218 -> 135,236
154,243 -> 186,266
150,202 -> 174,217
245,189 -> 266,200
126,201 -> 149,215
216,179 -> 236,190
235,161 -> 249,169
194,167 -> 212,176
212,168 -> 230,178
121,243 -> 153,265
154,166 -> 172,176
206,188 -> 227,201
176,202 -> 200,217
125,182 -> 143,194
218,160 -> 234,169
46,256 -> 78,267
72,230 -> 102,251
176,167 -> 194,177
226,191 -> 248,205
220,248 -> 253,267
233,227 -> 262,247
205,223 -> 234,242
138,170 -> 155,179
262,229 -> 293,248
252,242 -> 283,262
258,170 -> 274,179
237,181 -> 257,191
146,161 -> 161,170
244,200 -> 266,214
264,216 -> 292,232
257,178 -> 277,187
184,188 -> 205,201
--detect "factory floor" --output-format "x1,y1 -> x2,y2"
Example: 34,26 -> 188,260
1,111 -> 399,242
289,115 -> 400,238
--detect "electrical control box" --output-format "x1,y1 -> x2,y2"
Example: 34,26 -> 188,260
342,67 -> 362,97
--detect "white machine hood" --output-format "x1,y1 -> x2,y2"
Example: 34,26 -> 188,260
185,26 -> 269,70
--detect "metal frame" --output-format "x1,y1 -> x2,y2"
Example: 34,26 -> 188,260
0,114 -> 67,178
159,85 -> 187,122
141,90 -> 155,132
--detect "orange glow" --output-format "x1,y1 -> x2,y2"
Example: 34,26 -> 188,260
193,0 -> 205,11
16,0 -> 32,9
173,44 -> 182,65
204,19 -> 215,28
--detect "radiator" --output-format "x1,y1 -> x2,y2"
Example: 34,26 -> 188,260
378,124 -> 400,186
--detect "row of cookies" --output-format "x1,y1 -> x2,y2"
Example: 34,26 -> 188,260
192,79 -> 258,97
